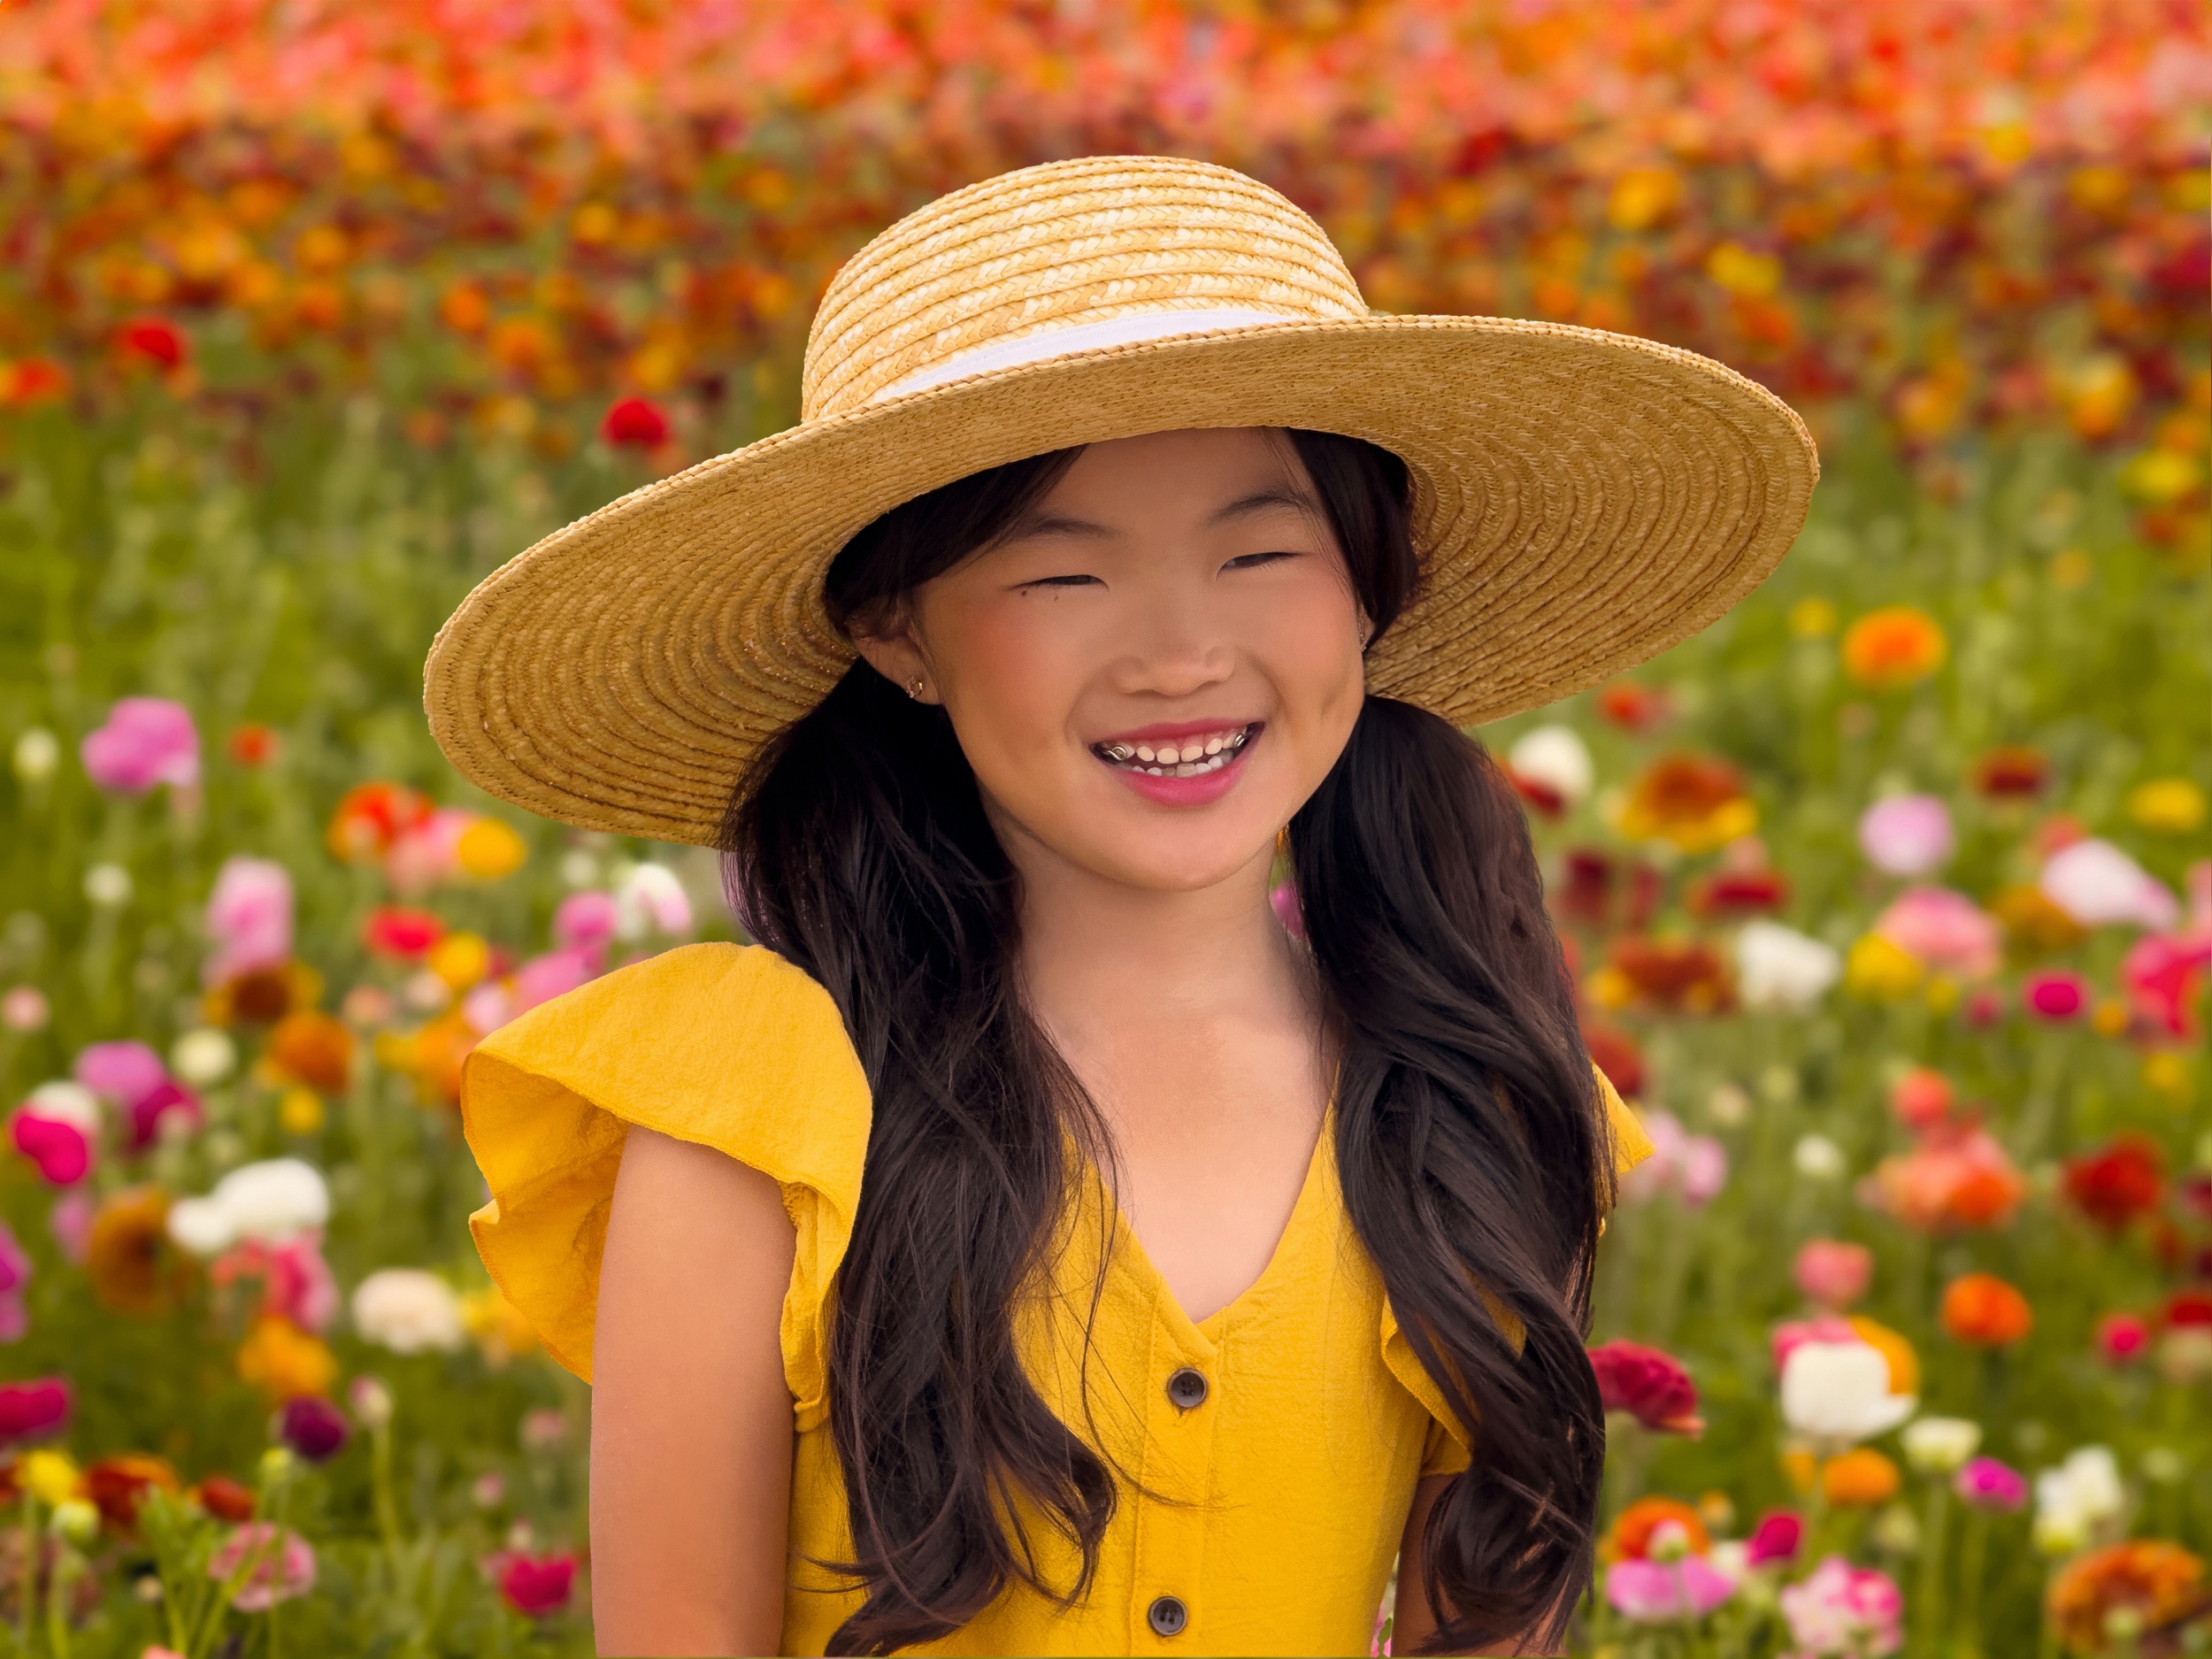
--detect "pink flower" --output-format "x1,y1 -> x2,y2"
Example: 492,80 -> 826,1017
1858,795 -> 1954,877
1778,1556 -> 1903,1656
0,1377 -> 70,1442
1962,987 -> 2006,1027
552,890 -> 618,952
0,1221 -> 30,1342
204,857 -> 294,984
209,1523 -> 317,1610
1588,1340 -> 1703,1435
496,1550 -> 578,1617
48,1193 -> 93,1263
2042,839 -> 2180,930
1888,1068 -> 1954,1133
1771,1312 -> 1857,1375
1872,887 -> 2001,980
1747,1510 -> 1804,1566
2096,1313 -> 2149,1364
384,806 -> 478,895
2024,971 -> 2088,1021
1954,1456 -> 2028,1511
127,1079 -> 203,1151
11,1112 -> 88,1186
212,1235 -> 339,1333
2123,932 -> 2209,1039
1618,1110 -> 1727,1209
1605,1556 -> 1735,1621
1793,1240 -> 1872,1310
80,697 -> 199,793
462,980 -> 515,1035
510,948 -> 597,1015
74,1041 -> 166,1108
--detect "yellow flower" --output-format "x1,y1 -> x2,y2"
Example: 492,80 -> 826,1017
1606,166 -> 1681,232
1787,596 -> 1838,638
278,1087 -> 325,1135
236,1316 -> 338,1402
20,1449 -> 81,1506
2128,778 -> 2207,834
456,818 -> 526,880
1617,755 -> 1758,853
428,931 -> 491,990
1705,240 -> 1781,298
1847,934 -> 1924,1001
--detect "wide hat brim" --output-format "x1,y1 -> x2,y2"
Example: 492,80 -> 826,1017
426,312 -> 1817,846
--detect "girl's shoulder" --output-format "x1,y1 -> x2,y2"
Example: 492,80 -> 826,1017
457,941 -> 870,1404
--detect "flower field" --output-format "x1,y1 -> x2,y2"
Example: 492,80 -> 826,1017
0,2 -> 2206,1655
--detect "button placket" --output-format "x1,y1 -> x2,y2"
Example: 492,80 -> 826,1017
1133,1311 -> 1220,1648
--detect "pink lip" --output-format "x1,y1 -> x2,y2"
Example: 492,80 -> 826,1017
1097,723 -> 1261,808
1092,717 -> 1259,747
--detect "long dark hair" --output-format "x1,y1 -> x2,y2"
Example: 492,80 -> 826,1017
721,429 -> 1614,1655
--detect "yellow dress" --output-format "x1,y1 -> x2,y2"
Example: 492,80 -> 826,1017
461,942 -> 1653,1656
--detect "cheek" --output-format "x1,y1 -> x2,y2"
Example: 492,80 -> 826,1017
1263,583 -> 1368,741
922,594 -> 1087,767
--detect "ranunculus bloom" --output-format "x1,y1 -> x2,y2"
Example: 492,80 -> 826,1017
1605,1556 -> 1734,1621
1588,1340 -> 1703,1434
1870,1121 -> 2027,1232
1581,1025 -> 1644,1100
1506,725 -> 1593,817
553,890 -> 619,951
11,1111 -> 89,1186
1901,1416 -> 1982,1473
1617,1110 -> 1727,1208
1608,938 -> 1734,1015
1940,1272 -> 2033,1346
2035,1448 -> 2125,1555
326,781 -> 434,863
88,1187 -> 190,1313
74,1041 -> 165,1108
1955,1455 -> 2030,1511
1688,868 -> 1790,918
81,697 -> 199,793
1618,755 -> 1756,852
615,864 -> 694,939
1970,744 -> 2047,798
364,905 -> 446,960
83,1452 -> 180,1531
498,1550 -> 579,1617
601,396 -> 670,448
1735,921 -> 1841,1010
127,1079 -> 203,1150
204,857 -> 294,985
351,1268 -> 468,1354
2124,931 -> 2210,1039
2047,1540 -> 2206,1656
209,1523 -> 317,1610
2096,1312 -> 2150,1364
1840,605 -> 1946,690
1858,795 -> 1954,877
511,947 -> 599,1015
0,1377 -> 71,1442
384,806 -> 479,895
1746,1510 -> 1803,1566
2064,1133 -> 2166,1232
1821,1448 -> 1901,1507
1871,887 -> 2001,980
234,1314 -> 338,1402
211,1234 -> 339,1333
276,1394 -> 349,1463
2024,970 -> 2088,1021
2041,838 -> 2181,930
0,1219 -> 30,1340
1597,680 -> 1671,732
457,817 -> 528,879
1793,1240 -> 1872,1310
227,723 -> 280,766
1607,1496 -> 1710,1561
168,1159 -> 331,1256
1778,1555 -> 1904,1655
1888,1067 -> 1954,1133
192,1474 -> 257,1523
117,315 -> 188,369
1557,848 -> 1613,927
1779,1340 -> 1916,1445
1991,884 -> 2089,955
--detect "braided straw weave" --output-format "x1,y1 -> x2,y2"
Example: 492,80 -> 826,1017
426,154 -> 1818,845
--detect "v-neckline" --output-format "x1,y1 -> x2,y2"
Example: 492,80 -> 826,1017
1082,1100 -> 1337,1346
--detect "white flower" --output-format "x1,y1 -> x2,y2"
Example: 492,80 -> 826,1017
1793,1133 -> 1847,1181
23,1081 -> 101,1133
166,1157 -> 330,1256
83,863 -> 133,908
2040,839 -> 2180,930
1508,726 -> 1594,808
2033,1446 -> 2125,1554
1901,1416 -> 1982,1474
350,1269 -> 467,1355
1737,922 -> 1843,1010
12,729 -> 59,785
1780,1340 -> 1916,1445
170,1028 -> 237,1087
614,863 -> 694,941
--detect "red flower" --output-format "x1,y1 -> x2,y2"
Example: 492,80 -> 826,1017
1597,680 -> 1670,732
363,906 -> 446,960
117,316 -> 188,369
1970,745 -> 2048,798
326,782 -> 434,862
2063,1133 -> 2166,1233
1557,848 -> 1613,926
600,396 -> 670,448
2163,1289 -> 2212,1330
227,724 -> 281,767
192,1473 -> 257,1522
0,357 -> 69,406
1509,770 -> 1566,818
1609,937 -> 1734,1015
497,1550 -> 578,1617
0,1378 -> 70,1443
1688,868 -> 1791,918
1582,1025 -> 1645,1100
1587,1340 -> 1703,1434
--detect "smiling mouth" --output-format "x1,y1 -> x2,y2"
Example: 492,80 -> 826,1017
1090,723 -> 1259,778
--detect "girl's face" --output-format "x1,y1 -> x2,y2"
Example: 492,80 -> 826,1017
853,427 -> 1369,894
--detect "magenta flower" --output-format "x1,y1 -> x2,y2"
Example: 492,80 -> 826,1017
495,1550 -> 579,1617
73,1041 -> 166,1109
1872,887 -> 2001,980
0,1222 -> 30,1343
1778,1555 -> 1903,1655
1793,1240 -> 1873,1310
127,1079 -> 203,1151
2096,1312 -> 2150,1364
276,1394 -> 349,1463
80,697 -> 200,794
209,1523 -> 317,1610
2124,932 -> 2210,1038
1858,795 -> 1954,878
204,856 -> 294,985
552,890 -> 618,952
0,1377 -> 71,1443
1954,1455 -> 2029,1511
1618,1110 -> 1728,1210
1588,1340 -> 1703,1435
11,1112 -> 88,1186
2024,971 -> 2089,1022
1746,1509 -> 1805,1566
1605,1556 -> 1734,1621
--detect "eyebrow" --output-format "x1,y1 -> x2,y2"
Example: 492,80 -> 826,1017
1002,484 -> 1324,541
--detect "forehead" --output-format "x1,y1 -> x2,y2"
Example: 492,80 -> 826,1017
995,427 -> 1326,549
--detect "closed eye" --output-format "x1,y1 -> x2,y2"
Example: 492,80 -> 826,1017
1224,550 -> 1300,571
1019,573 -> 1103,590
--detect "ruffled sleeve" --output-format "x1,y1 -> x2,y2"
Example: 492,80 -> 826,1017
1382,1062 -> 1655,1476
457,941 -> 871,1430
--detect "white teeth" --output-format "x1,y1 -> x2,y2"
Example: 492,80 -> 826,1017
1204,738 -> 1224,755
1097,726 -> 1252,774
1136,746 -> 1156,763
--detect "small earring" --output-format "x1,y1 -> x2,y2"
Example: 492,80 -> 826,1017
908,677 -> 926,701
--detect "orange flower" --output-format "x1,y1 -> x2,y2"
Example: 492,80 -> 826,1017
2047,1540 -> 2208,1656
326,781 -> 434,863
87,1187 -> 194,1315
1602,1496 -> 1710,1563
1847,1314 -> 1922,1396
1840,606 -> 1947,690
1604,937 -> 1735,1015
1941,1272 -> 2033,1347
1992,884 -> 2089,956
205,960 -> 322,1026
235,1315 -> 338,1402
84,1452 -> 180,1531
1821,1448 -> 1901,1507
1617,756 -> 1756,852
1970,745 -> 2048,798
1871,1124 -> 2028,1233
268,1010 -> 353,1094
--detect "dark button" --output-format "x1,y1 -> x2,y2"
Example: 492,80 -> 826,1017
1165,1366 -> 1209,1410
1148,1594 -> 1188,1638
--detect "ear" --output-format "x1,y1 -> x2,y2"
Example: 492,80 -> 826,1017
848,610 -> 937,703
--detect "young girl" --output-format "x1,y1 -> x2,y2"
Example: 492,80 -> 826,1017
429,157 -> 1816,1657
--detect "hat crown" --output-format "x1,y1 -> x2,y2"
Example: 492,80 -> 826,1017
800,155 -> 1369,421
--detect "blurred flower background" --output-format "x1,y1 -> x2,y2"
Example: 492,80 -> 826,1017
0,0 -> 2206,1653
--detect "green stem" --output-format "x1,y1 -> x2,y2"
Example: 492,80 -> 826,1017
1953,1506 -> 1989,1658
1915,1481 -> 1951,1654
43,1545 -> 74,1659
13,1493 -> 33,1656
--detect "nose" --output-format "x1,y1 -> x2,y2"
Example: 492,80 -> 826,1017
1106,587 -> 1236,699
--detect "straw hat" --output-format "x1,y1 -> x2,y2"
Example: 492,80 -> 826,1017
426,153 -> 1817,845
